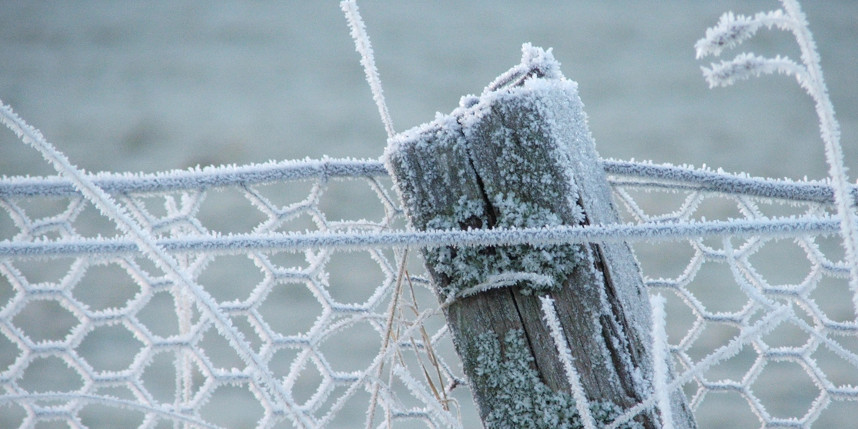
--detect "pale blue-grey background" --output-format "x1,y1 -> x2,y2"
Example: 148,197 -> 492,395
1,2 -> 856,180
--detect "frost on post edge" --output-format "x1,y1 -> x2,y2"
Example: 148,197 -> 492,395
385,44 -> 589,300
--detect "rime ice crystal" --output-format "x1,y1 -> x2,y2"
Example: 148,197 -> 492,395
386,45 -> 589,300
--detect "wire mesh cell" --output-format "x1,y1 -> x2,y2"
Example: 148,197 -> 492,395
0,165 -> 465,428
610,166 -> 858,428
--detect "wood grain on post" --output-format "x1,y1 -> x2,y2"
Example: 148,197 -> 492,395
385,46 -> 695,428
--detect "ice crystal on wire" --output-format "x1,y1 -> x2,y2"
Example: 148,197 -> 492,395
650,294 -> 675,429
341,0 -> 395,138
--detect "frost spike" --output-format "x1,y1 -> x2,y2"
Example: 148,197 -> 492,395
340,0 -> 395,139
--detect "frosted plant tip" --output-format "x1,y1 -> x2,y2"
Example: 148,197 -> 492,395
695,11 -> 759,59
701,53 -> 804,88
695,9 -> 790,59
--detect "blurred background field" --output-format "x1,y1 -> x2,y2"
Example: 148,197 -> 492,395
1,1 -> 856,178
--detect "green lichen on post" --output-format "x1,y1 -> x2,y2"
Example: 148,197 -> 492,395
425,194 -> 584,299
470,329 -> 642,429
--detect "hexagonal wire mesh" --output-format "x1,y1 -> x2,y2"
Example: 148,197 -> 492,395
0,157 -> 468,428
1,152 -> 857,427
3,0 -> 858,427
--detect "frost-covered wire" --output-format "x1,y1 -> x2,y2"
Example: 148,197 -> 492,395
0,216 -> 841,258
649,294 -> 674,429
539,296 -> 597,429
341,0 -> 395,138
3,158 -> 850,205
0,100 -> 313,427
0,157 -> 387,197
606,305 -> 793,429
696,0 -> 858,318
724,236 -> 858,372
604,159 -> 852,204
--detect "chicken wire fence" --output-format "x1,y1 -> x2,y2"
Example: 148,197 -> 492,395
1,153 -> 856,428
3,0 -> 858,427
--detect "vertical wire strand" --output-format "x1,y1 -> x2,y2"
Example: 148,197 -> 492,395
539,296 -> 597,429
650,294 -> 675,429
780,0 -> 858,318
341,0 -> 396,139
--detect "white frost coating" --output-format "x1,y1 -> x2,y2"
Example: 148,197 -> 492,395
0,215 -> 841,259
606,305 -> 792,429
697,0 -> 858,320
457,272 -> 554,299
701,53 -> 806,89
649,294 -> 674,429
387,45 -> 596,299
387,44 -> 572,155
539,296 -> 597,429
392,366 -> 461,428
0,101 -> 312,427
3,158 -> 849,203
695,9 -> 792,58
340,0 -> 395,138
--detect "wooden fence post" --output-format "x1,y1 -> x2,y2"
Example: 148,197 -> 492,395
385,45 -> 696,428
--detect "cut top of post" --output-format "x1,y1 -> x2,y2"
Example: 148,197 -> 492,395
385,44 -> 621,254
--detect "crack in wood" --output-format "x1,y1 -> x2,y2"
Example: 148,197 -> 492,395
386,50 -> 696,427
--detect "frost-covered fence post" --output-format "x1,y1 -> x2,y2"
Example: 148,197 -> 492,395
385,45 -> 695,428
